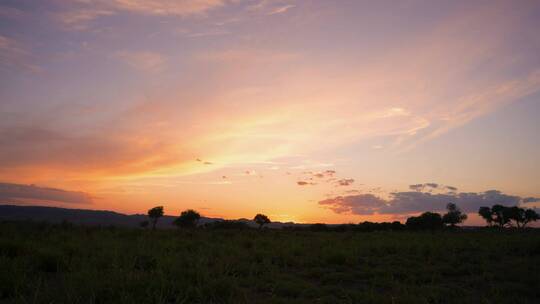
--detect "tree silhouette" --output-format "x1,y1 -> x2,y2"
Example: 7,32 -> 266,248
479,206 -> 538,229
478,206 -> 493,227
507,206 -> 525,228
147,206 -> 164,230
253,214 -> 271,229
442,203 -> 467,228
491,205 -> 511,228
523,209 -> 539,228
406,212 -> 443,230
173,209 -> 201,228
507,207 -> 539,229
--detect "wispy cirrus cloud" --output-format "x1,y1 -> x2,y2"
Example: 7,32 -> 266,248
116,51 -> 166,72
194,48 -> 299,65
0,5 -> 24,19
57,9 -> 115,30
267,4 -> 295,15
56,0 -> 228,30
109,0 -> 226,16
0,35 -> 40,73
397,70 -> 540,152
248,0 -> 295,15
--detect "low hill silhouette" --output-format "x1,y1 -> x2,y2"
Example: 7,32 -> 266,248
0,205 -> 306,229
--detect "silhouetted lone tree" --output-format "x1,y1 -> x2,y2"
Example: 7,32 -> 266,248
406,212 -> 443,230
442,203 -> 467,228
507,207 -> 539,229
147,206 -> 164,230
478,206 -> 493,227
174,209 -> 201,228
254,214 -> 271,229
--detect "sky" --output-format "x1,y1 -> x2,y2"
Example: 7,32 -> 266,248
0,0 -> 539,224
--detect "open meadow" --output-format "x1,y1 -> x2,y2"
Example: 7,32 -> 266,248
1,222 -> 539,304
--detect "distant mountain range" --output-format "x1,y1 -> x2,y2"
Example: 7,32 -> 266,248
0,205 -> 303,229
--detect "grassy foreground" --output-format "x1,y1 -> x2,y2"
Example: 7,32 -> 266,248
1,222 -> 539,303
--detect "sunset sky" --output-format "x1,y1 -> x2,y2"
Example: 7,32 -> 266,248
1,0 -> 539,224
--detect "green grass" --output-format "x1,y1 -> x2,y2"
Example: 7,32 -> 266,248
1,222 -> 539,303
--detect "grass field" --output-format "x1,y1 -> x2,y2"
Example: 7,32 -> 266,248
1,222 -> 539,303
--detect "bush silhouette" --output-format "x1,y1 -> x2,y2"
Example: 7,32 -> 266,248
253,214 -> 271,229
147,206 -> 164,230
442,203 -> 467,227
406,212 -> 443,230
174,209 -> 201,228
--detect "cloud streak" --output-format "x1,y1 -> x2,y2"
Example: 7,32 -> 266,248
268,4 -> 295,15
0,35 -> 40,72
0,183 -> 93,205
56,0 -> 227,29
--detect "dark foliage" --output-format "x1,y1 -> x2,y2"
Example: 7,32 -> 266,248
406,212 -> 444,230
173,209 -> 201,228
356,221 -> 406,232
253,214 -> 271,229
478,205 -> 539,229
492,204 -> 512,228
479,206 -> 493,226
442,203 -> 467,227
147,206 -> 164,230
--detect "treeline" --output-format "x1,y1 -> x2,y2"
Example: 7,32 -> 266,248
289,221 -> 406,232
294,203 -> 467,232
403,204 -> 538,230
140,207 -> 202,230
478,205 -> 538,228
140,203 -> 538,232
